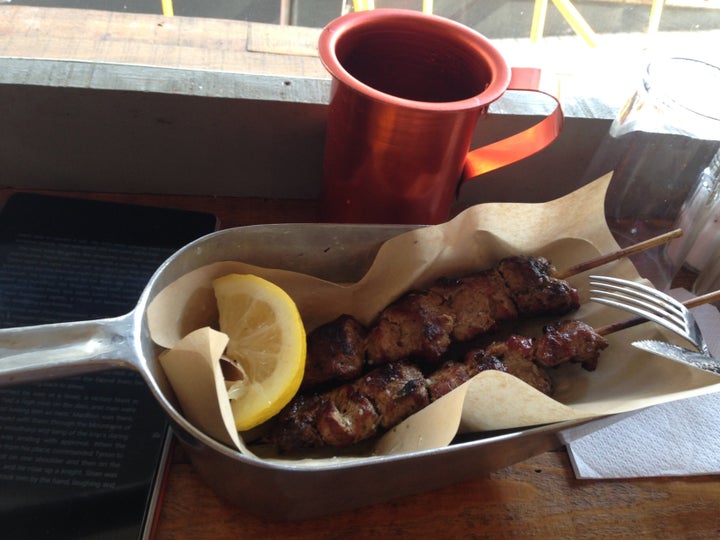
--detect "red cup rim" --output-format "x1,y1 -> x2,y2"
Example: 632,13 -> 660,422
318,9 -> 511,112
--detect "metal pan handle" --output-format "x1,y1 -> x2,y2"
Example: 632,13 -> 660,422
0,312 -> 137,386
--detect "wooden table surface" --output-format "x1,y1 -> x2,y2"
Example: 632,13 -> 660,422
5,188 -> 719,539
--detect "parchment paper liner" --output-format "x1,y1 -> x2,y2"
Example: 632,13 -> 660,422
148,175 -> 720,463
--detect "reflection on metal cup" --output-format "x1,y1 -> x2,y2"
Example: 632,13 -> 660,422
317,9 -> 563,224
582,57 -> 720,290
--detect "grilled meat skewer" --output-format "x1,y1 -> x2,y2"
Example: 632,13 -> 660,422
368,256 -> 580,366
301,255 -> 580,391
272,320 -> 607,453
273,233 -> 686,450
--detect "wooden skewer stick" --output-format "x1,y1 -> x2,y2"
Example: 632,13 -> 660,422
682,289 -> 720,310
554,228 -> 683,280
595,288 -> 720,336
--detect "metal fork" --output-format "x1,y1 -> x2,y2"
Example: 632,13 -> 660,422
589,275 -> 709,354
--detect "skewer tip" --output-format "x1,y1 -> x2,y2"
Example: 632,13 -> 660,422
556,228 -> 683,279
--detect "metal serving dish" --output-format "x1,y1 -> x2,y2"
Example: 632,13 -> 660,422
0,224 -> 592,520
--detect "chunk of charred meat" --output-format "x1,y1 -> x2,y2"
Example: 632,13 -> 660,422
470,335 -> 555,396
534,320 -> 608,371
302,315 -> 368,390
355,361 -> 430,430
316,384 -> 380,447
429,269 -> 517,341
271,393 -> 325,451
272,320 -> 608,452
497,256 -> 580,317
426,355 -> 507,401
366,290 -> 455,366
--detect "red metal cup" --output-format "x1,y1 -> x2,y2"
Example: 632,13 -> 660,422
318,9 -> 563,224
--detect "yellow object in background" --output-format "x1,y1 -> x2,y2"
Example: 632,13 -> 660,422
353,1 -> 433,12
161,0 -> 174,16
531,0 -> 597,47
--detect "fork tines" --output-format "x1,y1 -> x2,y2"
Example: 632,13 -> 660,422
589,275 -> 692,344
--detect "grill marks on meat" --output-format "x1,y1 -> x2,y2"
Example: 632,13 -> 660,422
302,256 -> 580,390
534,320 -> 608,371
274,362 -> 429,450
426,354 -> 507,402
272,394 -> 325,451
317,384 -> 380,447
496,256 -> 580,317
366,290 -> 455,366
356,362 -> 430,430
476,335 -> 555,396
272,321 -> 608,452
430,270 -> 517,341
302,315 -> 368,390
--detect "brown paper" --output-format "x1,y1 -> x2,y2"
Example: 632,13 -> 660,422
148,174 -> 720,463
158,327 -> 246,451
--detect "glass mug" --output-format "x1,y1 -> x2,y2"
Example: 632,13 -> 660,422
687,150 -> 720,297
317,9 -> 563,224
674,149 -> 720,274
582,57 -> 720,289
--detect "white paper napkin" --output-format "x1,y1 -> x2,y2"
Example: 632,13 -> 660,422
561,289 -> 720,479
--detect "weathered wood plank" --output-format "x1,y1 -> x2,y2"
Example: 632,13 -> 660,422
154,447 -> 720,539
0,6 -> 327,77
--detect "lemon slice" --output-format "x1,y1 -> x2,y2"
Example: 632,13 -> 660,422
212,273 -> 306,431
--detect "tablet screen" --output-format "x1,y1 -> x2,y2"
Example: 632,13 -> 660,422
0,193 -> 216,539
